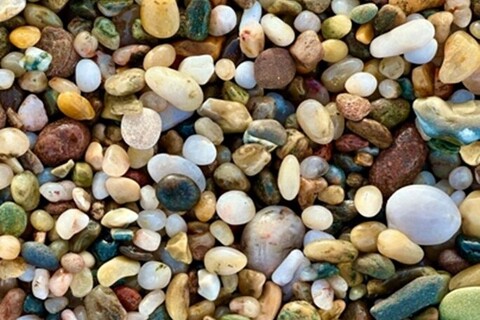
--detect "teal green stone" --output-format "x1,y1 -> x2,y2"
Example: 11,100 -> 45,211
370,98 -> 411,129
92,17 -> 120,50
299,263 -> 339,281
185,0 -> 211,41
253,169 -> 281,206
149,305 -> 171,320
350,3 -> 378,24
22,241 -> 60,271
92,237 -> 119,263
69,0 -> 97,19
370,274 -> 450,320
353,253 -> 395,280
70,220 -> 102,253
398,78 -> 415,101
110,229 -> 134,241
98,0 -> 134,17
23,294 -> 46,316
0,201 -> 27,237
43,89 -> 60,117
324,164 -> 346,187
156,174 -> 201,212
46,314 -> 60,320
439,287 -> 480,320
428,139 -> 461,154
456,234 -> 480,264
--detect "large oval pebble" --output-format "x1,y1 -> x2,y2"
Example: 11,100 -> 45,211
97,256 -> 140,287
386,184 -> 461,245
216,190 -> 255,225
296,99 -> 334,144
145,67 -> 203,112
140,0 -> 180,39
204,247 -> 247,275
0,128 -> 30,158
121,108 -> 162,150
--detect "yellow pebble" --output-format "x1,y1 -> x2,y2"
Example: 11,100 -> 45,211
322,39 -> 349,63
30,209 -> 55,232
377,229 -> 424,265
48,77 -> 81,94
9,26 -> 41,49
193,191 -> 216,222
57,91 -> 95,120
0,235 -> 21,260
356,23 -> 374,45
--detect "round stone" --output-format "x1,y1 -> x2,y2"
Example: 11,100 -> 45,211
216,190 -> 255,225
0,202 -> 27,237
301,206 -> 333,231
0,69 -> 15,90
138,261 -> 172,290
377,229 -> 424,265
354,185 -> 383,218
140,0 -> 180,39
345,72 -> 378,97
204,247 -> 248,276
448,166 -> 473,190
182,134 -> 217,165
0,235 -> 21,260
75,59 -> 101,93
386,185 -> 462,245
17,94 -> 48,132
155,174 -> 201,212
300,156 -> 329,179
121,108 -> 162,150
254,48 -> 296,89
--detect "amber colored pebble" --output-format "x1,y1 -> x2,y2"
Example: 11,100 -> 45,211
57,91 -> 95,120
412,63 -> 434,98
356,23 -> 374,45
9,26 -> 41,49
173,36 -> 226,60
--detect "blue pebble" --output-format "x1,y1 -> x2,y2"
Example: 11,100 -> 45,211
324,164 -> 346,187
92,237 -> 119,263
37,168 -> 59,185
449,89 -> 475,104
267,92 -> 295,124
21,242 -> 59,271
23,294 -> 46,316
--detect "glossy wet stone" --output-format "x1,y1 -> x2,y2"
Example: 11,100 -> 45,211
156,174 -> 201,212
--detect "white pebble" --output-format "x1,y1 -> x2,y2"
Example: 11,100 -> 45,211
40,181 -> 75,202
209,5 -> 237,36
261,13 -> 295,47
19,264 -> 36,282
216,190 -> 255,225
272,249 -> 305,286
0,68 -> 15,89
331,0 -> 360,15
138,261 -> 172,290
215,58 -> 236,81
133,229 -> 161,252
75,59 -> 101,93
0,163 -> 14,190
303,230 -> 335,247
92,171 -> 109,200
311,279 -> 334,310
354,185 -> 383,218
121,107 -> 162,150
139,290 -> 165,316
209,220 -> 234,246
178,55 -> 215,85
165,213 -> 187,238
345,72 -> 378,97
404,39 -> 438,64
448,166 -> 473,190
197,269 -> 221,301
235,60 -> 256,89
327,274 -> 348,299
378,79 -> 401,99
55,209 -> 89,240
159,103 -> 194,131
278,154 -> 300,201
32,268 -> 50,299
239,1 -> 262,30
294,11 -> 321,33
140,185 -> 160,210
301,206 -> 333,231
182,134 -> 217,165
137,209 -> 166,231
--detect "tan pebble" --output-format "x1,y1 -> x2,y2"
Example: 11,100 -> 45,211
318,185 -> 344,205
238,269 -> 266,299
101,208 -> 138,228
102,144 -> 130,177
428,11 -> 454,44
459,190 -> 480,238
377,229 -> 424,265
188,300 -> 215,320
70,267 -> 94,298
209,220 -> 234,246
198,98 -> 252,133
97,256 -> 140,287
143,44 -> 176,69
350,221 -> 387,253
356,23 -> 374,45
354,185 -> 383,218
301,205 -> 333,231
0,235 -> 21,260
141,0 -> 180,39
256,281 -> 282,320
166,273 -> 190,320
204,247 -> 247,276
166,232 -> 193,264
133,228 -> 161,252
215,58 -> 236,81
278,154 -> 300,201
105,177 -> 141,204
193,191 -> 216,222
379,56 -> 405,80
230,296 -> 261,318
322,39 -> 349,63
84,142 -> 103,171
304,239 -> 358,263
61,253 -> 85,274
460,142 -> 480,166
449,264 -> 480,290
0,258 -> 27,280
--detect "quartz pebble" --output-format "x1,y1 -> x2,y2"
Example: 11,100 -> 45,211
75,59 -> 101,93
182,134 -> 216,165
209,5 -> 237,36
178,55 -> 215,85
0,69 -> 15,90
301,206 -> 333,231
354,185 -> 383,218
17,94 -> 48,132
198,269 -> 221,301
296,99 -> 334,144
138,261 -> 171,290
345,72 -> 377,97
204,247 -> 247,275
216,191 -> 255,225
55,209 -> 89,240
278,154 -> 300,201
121,108 -> 162,150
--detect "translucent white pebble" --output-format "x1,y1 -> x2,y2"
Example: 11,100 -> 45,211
327,274 -> 348,299
345,72 -> 378,97
301,206 -> 334,230
235,61 -> 256,89
261,13 -> 295,47
197,269 -> 221,301
32,268 -> 50,299
303,230 -> 335,247
92,171 -> 109,200
300,155 -> 329,179
216,190 -> 256,225
354,185 -> 383,218
451,190 -> 466,206
272,249 -> 305,286
209,5 -> 237,36
165,214 -> 188,238
311,279 -> 334,310
278,154 -> 300,201
404,39 -> 438,64
137,209 -> 167,231
75,59 -> 101,93
0,68 -> 15,90
178,55 -> 215,85
182,134 -> 217,165
294,11 -> 321,33
159,104 -> 194,131
139,290 -> 165,316
19,264 -> 35,282
331,0 -> 360,15
239,1 -> 262,30
137,261 -> 172,290
448,166 -> 473,190
378,79 -> 401,99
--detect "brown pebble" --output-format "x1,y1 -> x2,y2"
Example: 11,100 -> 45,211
335,134 -> 369,153
0,85 -> 24,112
34,118 -> 91,167
289,30 -> 324,74
369,124 -> 428,197
0,106 -> 5,129
114,286 -> 142,312
341,300 -> 373,320
336,93 -> 372,121
346,119 -> 393,149
44,200 -> 77,215
123,169 -> 152,187
173,36 -> 226,60
0,288 -> 26,320
298,177 -> 327,209
159,130 -> 184,155
188,232 -> 216,261
36,27 -> 79,78
254,48 -> 296,89
438,249 -> 471,275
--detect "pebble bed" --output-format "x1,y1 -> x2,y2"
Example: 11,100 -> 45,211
1,0 -> 480,319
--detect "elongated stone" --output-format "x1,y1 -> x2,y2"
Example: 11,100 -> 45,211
141,0 -> 180,39
198,98 -> 252,133
97,256 -> 140,287
304,240 -> 358,264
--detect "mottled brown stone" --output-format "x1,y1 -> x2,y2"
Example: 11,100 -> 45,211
254,48 -> 296,89
438,249 -> 471,275
335,134 -> 369,153
0,288 -> 25,320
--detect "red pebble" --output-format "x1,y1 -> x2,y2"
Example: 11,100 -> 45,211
114,286 -> 142,311
335,134 -> 369,153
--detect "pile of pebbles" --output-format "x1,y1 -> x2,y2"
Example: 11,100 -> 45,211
1,0 -> 480,319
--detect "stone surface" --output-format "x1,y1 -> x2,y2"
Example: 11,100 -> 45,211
254,48 -> 296,89
377,229 -> 424,264
440,287 -> 480,320
141,0 -> 179,38
369,124 -> 428,197
0,288 -> 25,320
85,286 -> 127,320
156,174 -> 201,212
0,202 -> 27,237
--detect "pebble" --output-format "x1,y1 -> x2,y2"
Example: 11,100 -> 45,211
254,48 -> 296,89
370,274 -> 450,320
139,290 -> 165,316
239,21 -> 264,59
101,208 -> 138,228
145,66 -> 203,112
216,190 -> 255,225
304,239 -> 358,263
0,163 -> 13,190
260,14 -> 295,47
75,59 -> 101,93
460,191 -> 480,238
0,0 -> 26,22
17,94 -> 48,132
0,202 -> 27,237
204,247 -> 247,276
137,209 -> 166,231
11,170 -> 40,211
106,177 -> 141,204
73,31 -> 98,58
271,249 -> 305,286
369,124 -> 427,196
137,261 -> 172,290
448,166 -> 473,190
0,69 -> 15,90
165,273 -> 189,320
229,296 -> 261,318
57,91 -> 95,120
345,72 -> 377,97
234,61 -> 256,89
105,68 -> 145,96
70,268 -> 93,298
155,174 -> 201,212
55,209 -> 89,240
102,144 -> 130,177
97,256 -> 140,287
322,14 -> 352,39
21,241 -> 59,270
296,99 -> 334,144
0,288 -> 25,320
0,235 -> 21,260
289,30 -> 323,73
440,287 -> 480,320
377,229 -> 424,265
209,5 -> 237,36
336,93 -> 371,121
209,220 -> 234,246
178,55 -> 215,85
0,128 -> 30,158
198,269 -> 221,301
277,301 -> 320,320
182,134 -> 216,165
278,154 -> 300,201
354,253 -> 395,280
85,286 -> 127,320
166,231 -> 192,264
121,108 -> 162,150
215,59 -> 236,81
386,185 -> 461,245
404,39 -> 438,65
198,98 -> 252,133
301,206 -> 333,231
354,185 -> 383,218
34,119 -> 90,167
32,269 -> 50,299
370,19 -> 435,58
440,31 -> 480,84
134,228 -> 161,252
294,10 -> 321,32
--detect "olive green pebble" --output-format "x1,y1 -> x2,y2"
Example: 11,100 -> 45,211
222,81 -> 250,105
353,253 -> 396,280
0,201 -> 28,237
10,171 -> 40,211
0,27 -> 11,59
72,162 -> 93,187
350,3 -> 379,24
439,287 -> 480,320
277,301 -> 321,320
92,17 -> 120,50
370,98 -> 411,129
51,159 -> 75,178
30,210 -> 55,232
321,15 -> 352,40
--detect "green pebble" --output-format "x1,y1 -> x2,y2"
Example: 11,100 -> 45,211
277,301 -> 321,320
267,0 -> 302,16
456,234 -> 480,264
51,159 -> 75,178
370,98 -> 411,129
97,0 -> 134,17
72,162 -> 93,188
92,17 -> 120,50
132,18 -> 157,43
439,287 -> 480,320
69,0 -> 97,19
185,0 -> 211,41
220,315 -> 250,320
43,88 -> 60,117
49,239 -> 70,260
0,201 -> 27,237
370,274 -> 450,320
148,305 -> 171,320
222,81 -> 250,105
353,253 -> 396,280
70,220 -> 102,253
322,15 -> 352,39
350,3 -> 379,24
10,171 -> 40,211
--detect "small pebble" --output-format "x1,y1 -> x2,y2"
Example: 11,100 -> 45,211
216,190 -> 255,225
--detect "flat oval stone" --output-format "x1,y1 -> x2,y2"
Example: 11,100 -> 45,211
0,128 -> 30,158
278,154 -> 300,201
296,99 -> 334,144
204,247 -> 247,275
55,209 -> 89,240
0,202 -> 27,237
121,108 -> 162,150
155,174 -> 201,212
21,242 -> 59,271
182,134 -> 216,165
254,48 -> 295,89
145,67 -> 203,112
140,0 -> 180,39
97,256 -> 140,287
0,0 -> 26,22
386,184 -> 461,245
304,239 -> 358,264
440,287 -> 480,320
370,19 -> 435,58
75,59 -> 101,93
34,118 -> 90,166
216,190 -> 255,225
137,261 -> 172,290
